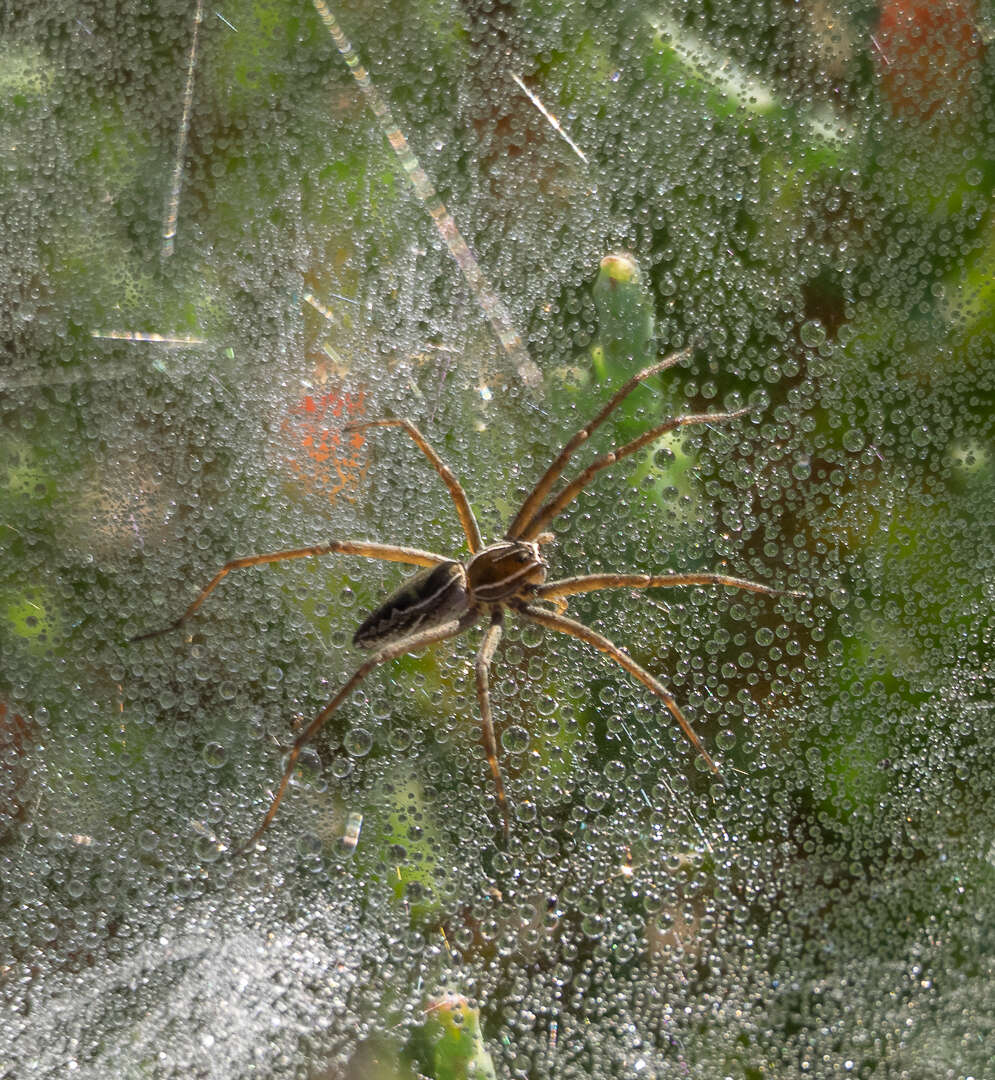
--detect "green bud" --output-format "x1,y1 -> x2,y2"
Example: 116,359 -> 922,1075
592,252 -> 656,384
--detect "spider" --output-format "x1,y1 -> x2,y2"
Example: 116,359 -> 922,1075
134,348 -> 803,851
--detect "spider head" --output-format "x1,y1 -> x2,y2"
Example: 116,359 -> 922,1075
466,539 -> 548,603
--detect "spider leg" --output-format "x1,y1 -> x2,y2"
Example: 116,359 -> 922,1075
506,346 -> 693,540
131,541 -> 449,641
345,418 -> 483,552
475,609 -> 510,842
515,603 -> 720,776
240,609 -> 479,853
519,406 -> 752,541
538,572 -> 808,602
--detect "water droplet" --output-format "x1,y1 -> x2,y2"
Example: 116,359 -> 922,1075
194,834 -> 222,863
343,726 -> 373,756
501,725 -> 530,753
754,626 -> 774,647
799,320 -> 826,348
291,746 -> 322,784
330,756 -> 353,779
202,742 -> 226,768
388,726 -> 412,751
842,428 -> 865,453
604,759 -> 626,782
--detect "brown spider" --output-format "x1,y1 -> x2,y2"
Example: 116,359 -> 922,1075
134,348 -> 803,851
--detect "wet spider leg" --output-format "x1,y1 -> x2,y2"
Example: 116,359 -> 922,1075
131,541 -> 448,641
506,347 -> 692,540
516,603 -> 720,776
519,406 -> 751,542
241,610 -> 479,852
345,418 -> 483,552
538,572 -> 808,603
474,609 -> 509,842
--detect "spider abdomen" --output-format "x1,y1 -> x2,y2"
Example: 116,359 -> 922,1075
353,560 -> 471,649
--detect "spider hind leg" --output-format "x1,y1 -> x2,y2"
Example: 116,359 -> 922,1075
517,602 -> 720,776
130,541 -> 449,641
475,609 -> 510,843
239,610 -> 478,853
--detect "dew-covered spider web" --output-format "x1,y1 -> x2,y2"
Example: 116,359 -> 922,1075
3,1 -> 995,1077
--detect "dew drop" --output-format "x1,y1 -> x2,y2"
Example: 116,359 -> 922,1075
291,746 -> 322,784
202,742 -> 226,768
799,319 -> 826,348
501,725 -> 530,754
343,726 -> 373,757
842,428 -> 865,454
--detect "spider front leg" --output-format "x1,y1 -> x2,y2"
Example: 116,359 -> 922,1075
518,405 -> 752,541
537,572 -> 808,604
505,346 -> 694,540
516,603 -> 720,776
345,418 -> 483,552
130,541 -> 449,641
475,609 -> 510,842
240,610 -> 479,853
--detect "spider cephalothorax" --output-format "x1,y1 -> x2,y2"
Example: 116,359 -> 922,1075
134,348 -> 803,850
465,539 -> 548,602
